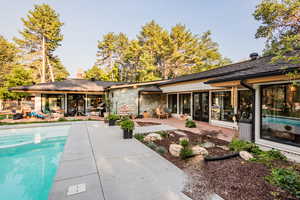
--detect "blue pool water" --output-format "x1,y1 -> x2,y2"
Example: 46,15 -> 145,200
263,117 -> 300,127
0,125 -> 70,200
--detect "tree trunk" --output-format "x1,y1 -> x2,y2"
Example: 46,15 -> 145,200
47,56 -> 55,82
42,36 -> 46,83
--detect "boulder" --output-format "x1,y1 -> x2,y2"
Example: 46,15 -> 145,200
174,131 -> 187,136
192,146 -> 208,156
169,144 -> 183,157
239,151 -> 253,161
217,145 -> 230,151
202,142 -> 215,148
143,133 -> 162,142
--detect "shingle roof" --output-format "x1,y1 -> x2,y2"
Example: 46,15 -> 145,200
206,57 -> 300,84
139,86 -> 162,93
10,79 -> 124,92
159,54 -> 300,86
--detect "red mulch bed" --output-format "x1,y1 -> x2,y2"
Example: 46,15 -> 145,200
136,121 -> 161,126
139,129 -> 298,200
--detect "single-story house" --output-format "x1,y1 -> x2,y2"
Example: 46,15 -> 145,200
10,53 -> 300,160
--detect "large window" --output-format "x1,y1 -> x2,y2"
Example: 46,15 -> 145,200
179,93 -> 191,115
261,84 -> 300,146
168,94 -> 177,113
41,94 -> 65,113
238,90 -> 253,123
87,95 -> 104,115
211,91 -> 234,122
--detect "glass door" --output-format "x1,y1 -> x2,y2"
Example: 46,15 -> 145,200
67,94 -> 86,116
193,92 -> 209,122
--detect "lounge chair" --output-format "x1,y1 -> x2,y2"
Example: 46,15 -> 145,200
156,108 -> 168,119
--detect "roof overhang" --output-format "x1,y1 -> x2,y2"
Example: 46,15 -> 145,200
10,89 -> 105,95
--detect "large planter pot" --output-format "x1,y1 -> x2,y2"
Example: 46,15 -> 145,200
123,129 -> 133,139
109,119 -> 116,126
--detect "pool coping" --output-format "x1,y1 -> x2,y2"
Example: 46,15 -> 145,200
0,121 -> 82,130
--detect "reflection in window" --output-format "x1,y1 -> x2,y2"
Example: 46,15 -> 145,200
87,95 -> 104,115
238,90 -> 253,123
168,94 -> 177,113
41,94 -> 65,113
261,84 -> 300,146
211,91 -> 233,122
179,94 -> 191,115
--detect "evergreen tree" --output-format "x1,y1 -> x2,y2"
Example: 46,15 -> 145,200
14,4 -> 68,82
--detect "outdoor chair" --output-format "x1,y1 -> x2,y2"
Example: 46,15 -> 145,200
156,108 -> 168,119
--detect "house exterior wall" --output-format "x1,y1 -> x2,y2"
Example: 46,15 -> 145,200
34,93 -> 41,112
110,86 -> 165,116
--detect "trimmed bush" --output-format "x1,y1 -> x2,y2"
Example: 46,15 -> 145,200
134,134 -> 144,141
266,168 -> 300,198
185,119 -> 196,128
180,147 -> 194,159
107,114 -> 120,121
180,139 -> 189,148
120,119 -> 135,131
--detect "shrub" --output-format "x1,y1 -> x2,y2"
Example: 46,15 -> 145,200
146,142 -> 158,150
284,125 -> 292,131
180,147 -> 194,159
120,119 -> 135,131
185,119 -> 196,128
157,131 -> 168,138
156,146 -> 167,155
180,139 -> 189,148
229,139 -> 261,154
266,168 -> 300,198
58,117 -> 66,122
107,114 -> 119,121
251,149 -> 287,165
134,134 -> 144,141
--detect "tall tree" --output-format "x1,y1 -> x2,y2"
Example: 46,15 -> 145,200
14,4 -> 68,82
90,20 -> 229,82
254,0 -> 300,83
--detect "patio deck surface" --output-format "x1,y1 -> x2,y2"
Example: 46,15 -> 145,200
49,121 -> 189,200
135,118 -> 237,142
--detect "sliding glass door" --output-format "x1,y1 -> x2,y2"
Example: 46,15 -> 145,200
193,92 -> 209,122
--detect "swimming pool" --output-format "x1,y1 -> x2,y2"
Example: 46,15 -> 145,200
0,125 -> 70,200
263,116 -> 300,127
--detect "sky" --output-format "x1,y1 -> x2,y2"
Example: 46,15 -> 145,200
0,0 -> 266,77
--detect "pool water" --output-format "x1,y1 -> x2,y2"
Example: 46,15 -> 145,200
0,125 -> 70,200
263,117 -> 300,127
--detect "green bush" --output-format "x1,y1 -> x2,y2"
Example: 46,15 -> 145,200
185,119 -> 196,128
146,142 -> 158,150
229,139 -> 261,154
58,117 -> 66,122
157,131 -> 168,138
180,147 -> 194,159
156,146 -> 167,155
107,114 -> 119,121
134,134 -> 144,141
266,168 -> 300,198
180,139 -> 189,148
251,149 -> 287,165
120,119 -> 135,131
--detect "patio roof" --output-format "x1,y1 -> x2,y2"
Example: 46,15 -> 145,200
10,79 -> 124,93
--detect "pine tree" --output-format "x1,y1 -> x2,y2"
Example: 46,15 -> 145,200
14,4 -> 68,82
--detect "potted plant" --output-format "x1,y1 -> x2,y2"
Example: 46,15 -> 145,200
120,119 -> 135,139
107,114 -> 119,126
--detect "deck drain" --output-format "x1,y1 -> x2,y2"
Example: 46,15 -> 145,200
67,183 -> 86,196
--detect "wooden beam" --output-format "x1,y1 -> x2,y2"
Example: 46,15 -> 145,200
160,78 -> 212,88
246,75 -> 300,84
209,80 -> 241,87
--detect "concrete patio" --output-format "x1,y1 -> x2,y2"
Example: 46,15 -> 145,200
49,121 -> 188,200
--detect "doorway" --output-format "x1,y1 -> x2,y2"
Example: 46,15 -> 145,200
193,92 -> 209,122
67,94 -> 86,116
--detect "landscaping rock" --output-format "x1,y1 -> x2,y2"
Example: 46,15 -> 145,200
217,145 -> 230,151
192,146 -> 208,156
202,142 -> 215,148
143,133 -> 162,142
179,137 -> 189,143
174,131 -> 187,136
239,151 -> 253,161
185,155 -> 205,168
169,144 -> 183,157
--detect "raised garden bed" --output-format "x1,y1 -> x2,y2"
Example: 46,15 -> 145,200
135,129 -> 300,200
